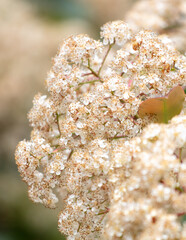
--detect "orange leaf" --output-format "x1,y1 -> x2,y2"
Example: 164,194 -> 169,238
138,86 -> 185,123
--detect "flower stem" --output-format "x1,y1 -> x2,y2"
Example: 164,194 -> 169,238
78,79 -> 101,86
108,135 -> 127,140
179,148 -> 182,163
98,43 -> 114,75
86,58 -> 101,80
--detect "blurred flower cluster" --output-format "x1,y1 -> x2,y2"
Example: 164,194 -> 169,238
15,19 -> 186,240
104,115 -> 186,239
78,0 -> 186,53
0,0 -> 92,162
125,0 -> 186,53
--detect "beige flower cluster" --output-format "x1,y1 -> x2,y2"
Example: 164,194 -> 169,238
125,0 -> 186,53
104,115 -> 186,239
15,20 -> 186,239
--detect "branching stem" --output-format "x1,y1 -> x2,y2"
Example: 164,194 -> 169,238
87,59 -> 101,80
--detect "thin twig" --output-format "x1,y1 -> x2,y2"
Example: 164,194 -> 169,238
55,113 -> 61,137
81,72 -> 94,77
67,149 -> 74,161
179,148 -> 182,163
85,58 -> 102,81
97,208 -> 109,216
108,135 -> 127,140
87,65 -> 101,80
76,79 -> 102,90
98,43 -> 114,75
78,79 -> 101,86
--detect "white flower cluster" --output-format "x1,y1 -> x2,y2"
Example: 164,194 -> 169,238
100,21 -> 131,45
104,115 -> 186,239
15,21 -> 186,239
125,0 -> 186,52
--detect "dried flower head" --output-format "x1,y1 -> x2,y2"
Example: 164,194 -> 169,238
15,20 -> 186,239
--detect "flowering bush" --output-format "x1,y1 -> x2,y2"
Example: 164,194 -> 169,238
15,20 -> 186,239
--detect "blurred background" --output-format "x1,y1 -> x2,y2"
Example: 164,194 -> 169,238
0,0 -> 185,239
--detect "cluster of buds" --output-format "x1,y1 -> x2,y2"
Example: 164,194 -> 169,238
15,20 -> 185,239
